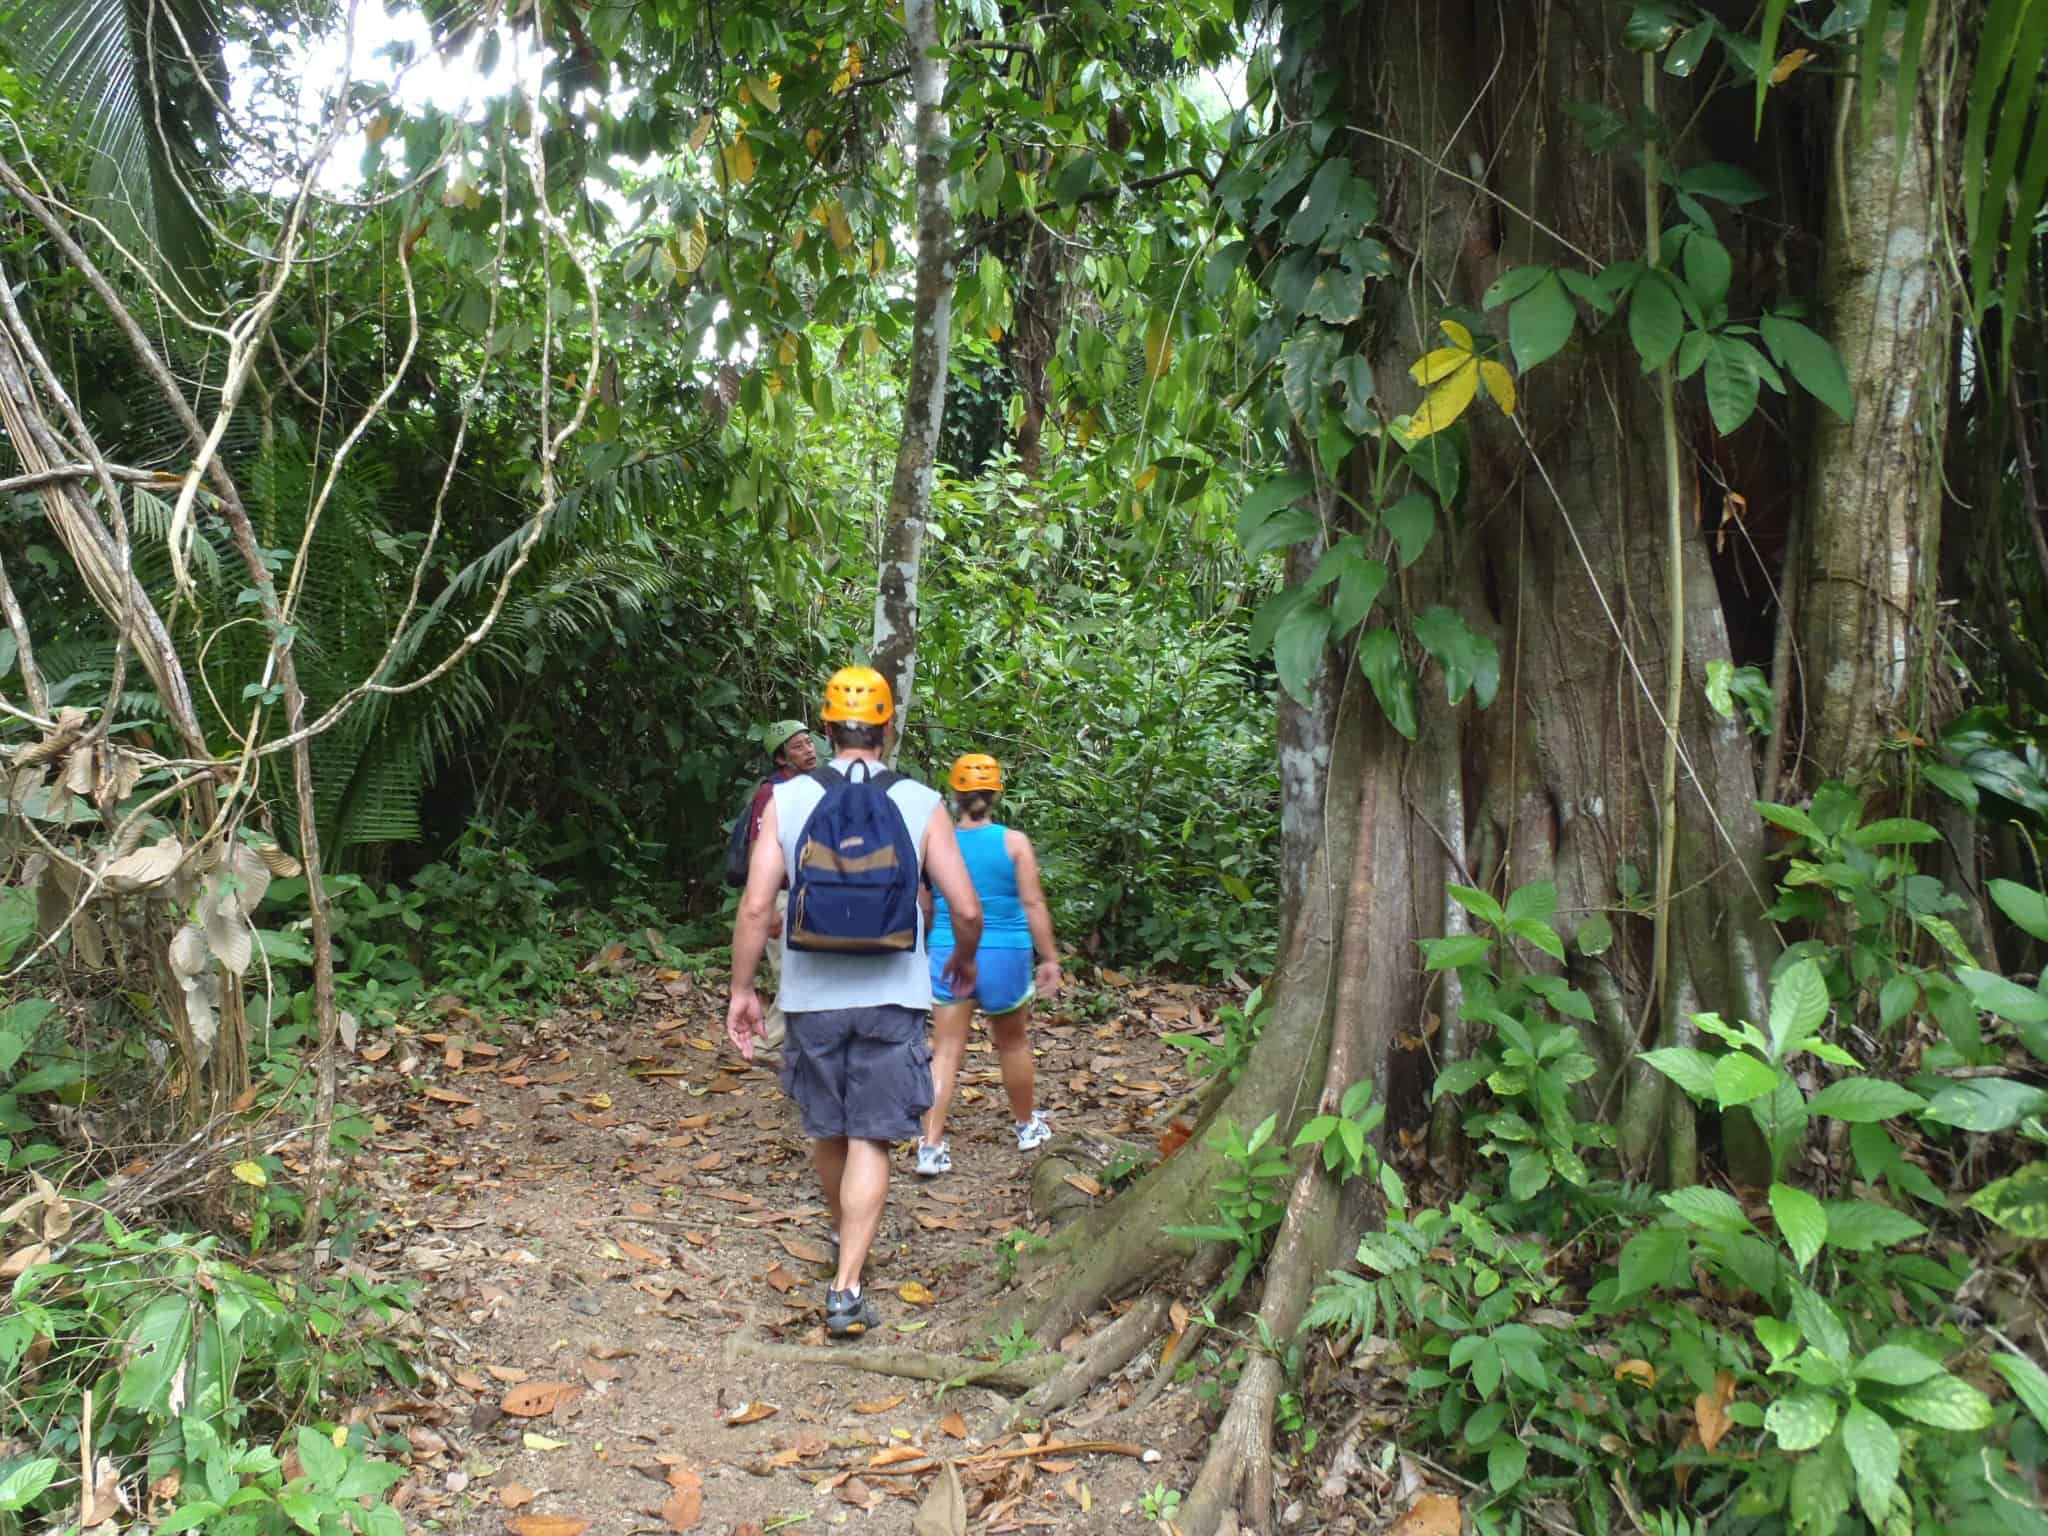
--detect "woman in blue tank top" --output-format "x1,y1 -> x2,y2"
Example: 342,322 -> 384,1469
916,753 -> 1061,1176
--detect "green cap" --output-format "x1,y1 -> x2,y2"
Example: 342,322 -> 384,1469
760,719 -> 810,755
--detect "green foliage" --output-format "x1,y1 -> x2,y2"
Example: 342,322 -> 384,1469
1165,1113 -> 1293,1303
1163,986 -> 1268,1086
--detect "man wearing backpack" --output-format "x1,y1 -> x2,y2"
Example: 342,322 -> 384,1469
726,666 -> 982,1339
724,719 -> 817,1050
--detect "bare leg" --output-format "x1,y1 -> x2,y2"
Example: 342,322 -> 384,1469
923,1001 -> 975,1147
989,1004 -> 1035,1123
812,1136 -> 847,1237
834,1138 -> 890,1291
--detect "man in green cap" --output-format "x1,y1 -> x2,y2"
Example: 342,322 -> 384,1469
745,720 -> 817,1048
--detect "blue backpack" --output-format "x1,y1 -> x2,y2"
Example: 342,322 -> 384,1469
786,764 -> 921,955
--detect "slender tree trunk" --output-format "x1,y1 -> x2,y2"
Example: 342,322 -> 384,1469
870,0 -> 954,736
1797,24 -> 1952,782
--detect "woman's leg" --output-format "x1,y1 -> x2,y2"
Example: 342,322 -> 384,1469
988,1002 -> 1036,1123
924,1001 -> 976,1147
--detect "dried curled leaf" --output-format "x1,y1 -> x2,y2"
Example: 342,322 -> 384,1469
62,743 -> 95,796
168,923 -> 208,980
104,837 -> 185,893
254,839 -> 303,878
225,842 -> 273,913
95,746 -> 141,809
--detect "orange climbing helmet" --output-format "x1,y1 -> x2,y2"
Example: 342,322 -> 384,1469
822,665 -> 894,724
950,753 -> 1004,793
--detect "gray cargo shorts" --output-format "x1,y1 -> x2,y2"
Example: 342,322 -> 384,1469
779,1005 -> 934,1143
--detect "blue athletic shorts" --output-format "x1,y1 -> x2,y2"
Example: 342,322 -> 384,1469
929,946 -> 1034,1014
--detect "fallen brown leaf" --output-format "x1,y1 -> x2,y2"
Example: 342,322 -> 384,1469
937,1412 -> 969,1440
762,1264 -> 798,1294
506,1517 -> 590,1536
499,1484 -> 537,1509
869,1445 -> 925,1467
1696,1371 -> 1736,1454
778,1234 -> 835,1265
617,1238 -> 666,1265
502,1381 -> 578,1417
486,1365 -> 531,1384
854,1395 -> 906,1414
726,1402 -> 778,1425
1390,1493 -> 1461,1536
421,1086 -> 475,1105
660,1467 -> 703,1532
694,1151 -> 724,1171
1061,1173 -> 1103,1198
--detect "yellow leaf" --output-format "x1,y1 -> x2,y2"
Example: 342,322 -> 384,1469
805,127 -> 826,158
1479,360 -> 1517,415
1406,358 -> 1479,439
522,1432 -> 570,1451
1438,318 -> 1475,351
1614,1358 -> 1658,1388
678,217 -> 707,275
845,44 -> 862,79
826,202 -> 853,252
230,1161 -> 267,1187
1133,464 -> 1159,493
1074,409 -> 1096,449
365,111 -> 394,146
1770,48 -> 1812,84
589,1092 -> 612,1110
688,114 -> 713,153
870,235 -> 889,274
1410,346 -> 1474,386
777,332 -> 799,367
1144,315 -> 1174,380
897,1281 -> 934,1306
860,326 -> 881,358
746,75 -> 781,112
723,135 -> 756,186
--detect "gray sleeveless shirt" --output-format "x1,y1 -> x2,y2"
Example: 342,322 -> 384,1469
771,759 -> 943,1013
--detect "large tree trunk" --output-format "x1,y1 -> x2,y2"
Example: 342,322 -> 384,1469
870,0 -> 954,735
1014,6 -> 1784,1530
1797,29 -> 1951,783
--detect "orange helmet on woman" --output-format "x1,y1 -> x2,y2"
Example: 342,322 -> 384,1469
949,754 -> 1004,792
822,665 -> 894,724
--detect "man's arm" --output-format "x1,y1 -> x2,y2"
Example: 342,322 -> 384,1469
726,800 -> 787,1058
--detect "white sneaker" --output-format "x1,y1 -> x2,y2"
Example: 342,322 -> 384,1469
915,1140 -> 952,1177
1014,1112 -> 1051,1152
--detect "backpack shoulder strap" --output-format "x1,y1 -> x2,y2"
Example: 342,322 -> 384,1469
807,766 -> 843,792
868,768 -> 903,793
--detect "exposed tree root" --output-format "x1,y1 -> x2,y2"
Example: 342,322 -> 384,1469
1009,1290 -> 1172,1426
1134,1245 -> 1232,1410
725,1336 -> 1061,1394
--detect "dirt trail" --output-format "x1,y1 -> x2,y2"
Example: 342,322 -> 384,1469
338,959 -> 1218,1535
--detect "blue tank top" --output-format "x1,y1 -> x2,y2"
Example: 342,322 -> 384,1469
930,825 -> 1032,950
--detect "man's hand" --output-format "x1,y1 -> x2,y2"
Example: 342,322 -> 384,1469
1034,958 -> 1063,998
726,987 -> 766,1061
942,950 -> 978,998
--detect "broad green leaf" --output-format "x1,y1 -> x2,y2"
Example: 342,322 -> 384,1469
1488,1437 -> 1527,1494
1412,606 -> 1500,708
1805,1078 -> 1925,1123
1821,1199 -> 1926,1252
1616,1223 -> 1690,1298
1666,20 -> 1714,76
1923,1077 -> 2048,1132
1760,313 -> 1853,421
1840,1402 -> 1900,1529
1704,336 -> 1762,435
1770,1182 -> 1826,1269
1242,508 -> 1321,561
1855,1346 -> 1945,1387
1509,1149 -> 1551,1201
1481,265 -> 1550,309
1508,273 -> 1576,371
1877,975 -> 1919,1030
1754,1315 -> 1801,1363
1448,884 -> 1506,929
1358,626 -> 1419,741
1273,603 -> 1335,707
1679,162 -> 1769,205
1506,917 -> 1565,963
297,1426 -> 347,1488
115,1294 -> 193,1415
1421,935 -> 1492,971
1504,882 -> 1557,924
1575,913 -> 1613,956
1789,1448 -> 1852,1536
1640,1047 -> 1718,1101
1966,1161 -> 2048,1238
0,1457 -> 59,1512
1622,3 -> 1683,49
1713,1052 -> 1780,1110
1994,1351 -> 2048,1439
1661,1186 -> 1750,1235
1331,554 -> 1390,635
1756,800 -> 1822,840
1884,1373 -> 1994,1431
1627,271 -> 1684,371
1789,1279 -> 1851,1363
1764,1393 -> 1838,1452
1768,958 -> 1830,1060
1234,474 -> 1315,545
1956,966 -> 2048,1025
1847,816 -> 1939,846
1989,879 -> 2048,944
1682,234 -> 1732,308
1380,493 -> 1434,570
